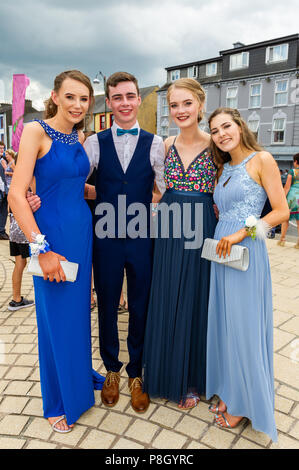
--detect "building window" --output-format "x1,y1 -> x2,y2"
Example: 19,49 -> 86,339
206,62 -> 217,77
249,83 -> 261,108
100,114 -> 106,130
274,79 -> 288,106
170,70 -> 180,82
229,52 -> 249,70
160,117 -> 169,138
248,119 -> 259,140
272,117 -> 286,144
187,66 -> 198,78
161,96 -> 169,116
0,115 -> 3,130
226,87 -> 238,108
266,44 -> 288,64
161,126 -> 168,137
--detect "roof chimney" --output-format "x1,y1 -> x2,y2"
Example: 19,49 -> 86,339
233,42 -> 245,49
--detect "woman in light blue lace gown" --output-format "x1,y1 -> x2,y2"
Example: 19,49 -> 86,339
205,108 -> 289,442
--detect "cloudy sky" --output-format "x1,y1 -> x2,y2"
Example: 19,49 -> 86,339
0,0 -> 298,109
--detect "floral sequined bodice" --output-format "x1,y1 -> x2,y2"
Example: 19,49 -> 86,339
214,152 -> 267,223
164,144 -> 217,193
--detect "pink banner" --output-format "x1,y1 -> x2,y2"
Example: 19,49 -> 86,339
12,74 -> 30,152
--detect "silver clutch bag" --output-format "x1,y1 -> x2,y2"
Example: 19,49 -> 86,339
201,238 -> 249,271
27,257 -> 79,282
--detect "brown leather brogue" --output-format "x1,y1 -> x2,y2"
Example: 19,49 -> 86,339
101,371 -> 120,407
128,377 -> 150,413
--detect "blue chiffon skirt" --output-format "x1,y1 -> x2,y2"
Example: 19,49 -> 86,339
142,190 -> 217,402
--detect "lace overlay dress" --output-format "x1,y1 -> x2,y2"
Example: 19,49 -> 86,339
206,152 -> 277,442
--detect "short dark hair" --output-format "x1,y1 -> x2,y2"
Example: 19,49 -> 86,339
105,72 -> 139,98
0,141 -> 5,147
293,153 -> 299,165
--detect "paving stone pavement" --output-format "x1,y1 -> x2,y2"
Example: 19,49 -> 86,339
0,237 -> 298,450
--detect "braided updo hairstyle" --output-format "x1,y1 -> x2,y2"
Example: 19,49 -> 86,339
167,78 -> 206,123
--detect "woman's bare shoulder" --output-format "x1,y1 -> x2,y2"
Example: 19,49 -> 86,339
164,136 -> 176,153
23,121 -> 45,138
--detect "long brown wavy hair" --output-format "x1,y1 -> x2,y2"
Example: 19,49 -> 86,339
44,70 -> 95,130
208,107 -> 263,166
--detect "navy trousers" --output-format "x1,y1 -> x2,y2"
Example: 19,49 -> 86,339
93,237 -> 153,378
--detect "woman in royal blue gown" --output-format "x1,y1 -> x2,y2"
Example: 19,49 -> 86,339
8,70 -> 104,433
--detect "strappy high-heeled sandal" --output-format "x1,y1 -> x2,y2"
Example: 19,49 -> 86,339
214,412 -> 245,430
50,415 -> 72,433
277,238 -> 286,246
208,400 -> 227,414
178,392 -> 200,410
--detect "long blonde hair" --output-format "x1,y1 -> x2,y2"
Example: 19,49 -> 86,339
44,70 -> 95,130
167,78 -> 206,123
208,107 -> 263,166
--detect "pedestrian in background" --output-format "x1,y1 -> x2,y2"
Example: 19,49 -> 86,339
4,149 -> 16,190
0,141 -> 9,240
278,153 -> 299,248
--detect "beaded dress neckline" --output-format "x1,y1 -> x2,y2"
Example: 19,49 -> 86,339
34,119 -> 79,145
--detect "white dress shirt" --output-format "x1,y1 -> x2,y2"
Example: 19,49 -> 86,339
83,121 -> 166,194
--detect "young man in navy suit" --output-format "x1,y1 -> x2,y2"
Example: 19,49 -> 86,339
84,72 -> 165,412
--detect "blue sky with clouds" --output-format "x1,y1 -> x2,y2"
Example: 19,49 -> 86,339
1,0 -> 298,109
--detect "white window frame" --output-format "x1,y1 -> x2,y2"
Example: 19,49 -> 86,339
170,69 -> 180,82
187,66 -> 198,78
226,86 -> 238,108
206,62 -> 217,77
229,52 -> 249,71
249,83 -> 262,108
248,119 -> 260,140
160,117 -> 169,138
272,117 -> 286,144
161,96 -> 169,116
0,114 -> 5,147
266,43 -> 288,64
274,79 -> 288,107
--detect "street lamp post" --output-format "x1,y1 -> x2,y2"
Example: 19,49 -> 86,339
93,71 -> 107,130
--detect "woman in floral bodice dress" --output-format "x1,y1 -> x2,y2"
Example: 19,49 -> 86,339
142,78 -> 217,408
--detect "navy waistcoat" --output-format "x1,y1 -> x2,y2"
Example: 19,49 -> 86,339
94,128 -> 155,239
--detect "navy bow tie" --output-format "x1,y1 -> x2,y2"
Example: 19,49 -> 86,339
116,128 -> 138,136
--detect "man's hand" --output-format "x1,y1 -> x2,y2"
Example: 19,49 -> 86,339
26,191 -> 41,213
84,184 -> 96,200
213,204 -> 219,219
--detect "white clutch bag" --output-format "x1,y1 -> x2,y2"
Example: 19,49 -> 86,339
27,257 -> 79,282
201,238 -> 249,271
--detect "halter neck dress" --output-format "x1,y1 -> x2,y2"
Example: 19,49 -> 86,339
32,120 -> 104,425
206,152 -> 277,442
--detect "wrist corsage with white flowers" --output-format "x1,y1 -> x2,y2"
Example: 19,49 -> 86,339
29,233 -> 51,257
244,216 -> 271,240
